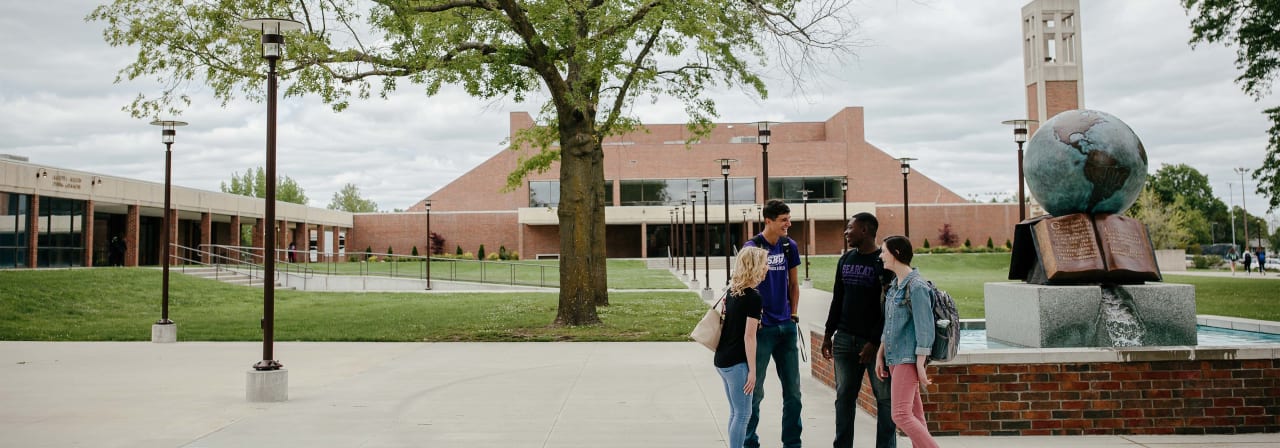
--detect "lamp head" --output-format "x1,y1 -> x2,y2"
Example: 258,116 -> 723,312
898,157 -> 916,175
422,199 -> 431,212
701,178 -> 709,192
754,121 -> 777,145
240,18 -> 305,60
841,177 -> 848,191
716,158 -> 737,176
149,120 -> 188,145
1001,119 -> 1037,144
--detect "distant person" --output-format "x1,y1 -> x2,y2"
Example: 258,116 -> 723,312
875,235 -> 940,448
288,242 -> 297,263
1225,247 -> 1239,275
714,246 -> 769,448
1243,250 -> 1253,274
823,212 -> 897,448
109,236 -> 126,267
741,199 -> 803,448
1256,248 -> 1266,276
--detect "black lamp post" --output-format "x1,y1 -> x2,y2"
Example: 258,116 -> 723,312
150,119 -> 187,335
755,121 -> 777,201
681,200 -> 688,278
1236,167 -> 1250,251
1001,119 -> 1037,221
755,203 -> 763,236
899,157 -> 916,238
840,176 -> 848,254
689,191 -> 698,284
717,158 -> 737,285
798,189 -> 812,283
669,209 -> 676,267
423,199 -> 432,290
701,179 -> 710,288
241,17 -> 302,372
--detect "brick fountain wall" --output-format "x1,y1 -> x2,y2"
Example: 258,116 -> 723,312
809,330 -> 1280,435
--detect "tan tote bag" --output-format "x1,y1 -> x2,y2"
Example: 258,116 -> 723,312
690,295 -> 726,351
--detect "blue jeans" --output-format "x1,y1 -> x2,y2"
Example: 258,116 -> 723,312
833,332 -> 896,448
718,362 -> 754,448
745,321 -> 803,448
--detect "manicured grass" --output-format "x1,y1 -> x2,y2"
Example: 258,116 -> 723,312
306,258 -> 684,289
807,253 -> 1280,321
0,269 -> 703,342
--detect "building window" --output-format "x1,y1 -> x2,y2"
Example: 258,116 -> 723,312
529,180 -> 613,207
35,196 -> 85,268
0,193 -> 29,268
768,177 -> 845,203
620,178 -> 755,206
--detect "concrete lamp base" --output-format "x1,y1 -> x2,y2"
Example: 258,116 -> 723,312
689,279 -> 699,290
246,369 -> 288,402
801,278 -> 813,289
151,323 -> 177,343
701,287 -> 715,302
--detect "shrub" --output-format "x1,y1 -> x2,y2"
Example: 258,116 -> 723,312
367,255 -> 380,263
498,245 -> 509,260
411,246 -> 420,257
914,246 -> 931,254
365,246 -> 373,258
923,239 -> 931,249
456,245 -> 463,256
1005,239 -> 1012,249
963,238 -> 972,248
430,232 -> 446,255
509,251 -> 519,260
937,224 -> 960,247
986,237 -> 994,249
487,252 -> 501,261
1207,255 -> 1222,267
931,247 -> 954,254
478,244 -> 487,260
462,252 -> 474,259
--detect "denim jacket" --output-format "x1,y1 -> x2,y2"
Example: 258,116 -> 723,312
880,268 -> 935,366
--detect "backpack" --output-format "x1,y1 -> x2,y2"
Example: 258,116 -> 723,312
750,234 -> 794,261
905,279 -> 960,363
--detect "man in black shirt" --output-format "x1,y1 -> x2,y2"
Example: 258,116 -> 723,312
822,212 -> 896,448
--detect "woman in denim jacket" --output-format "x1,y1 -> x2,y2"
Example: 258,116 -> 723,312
874,236 -> 939,448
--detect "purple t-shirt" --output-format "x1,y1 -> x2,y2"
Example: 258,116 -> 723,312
744,234 -> 802,327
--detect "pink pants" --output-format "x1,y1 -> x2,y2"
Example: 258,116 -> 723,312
890,364 -> 939,448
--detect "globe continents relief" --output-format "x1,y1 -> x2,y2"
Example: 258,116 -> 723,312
1024,109 -> 1148,217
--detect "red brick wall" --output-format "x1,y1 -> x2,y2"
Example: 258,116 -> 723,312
1045,80 -> 1080,122
810,331 -> 1280,436
349,212 -> 518,260
875,203 -> 1019,249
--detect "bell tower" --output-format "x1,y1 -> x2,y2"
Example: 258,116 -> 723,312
1021,0 -> 1085,130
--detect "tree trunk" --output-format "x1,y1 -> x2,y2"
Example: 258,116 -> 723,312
554,116 -> 606,326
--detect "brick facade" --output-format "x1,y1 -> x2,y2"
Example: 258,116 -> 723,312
810,331 -> 1280,436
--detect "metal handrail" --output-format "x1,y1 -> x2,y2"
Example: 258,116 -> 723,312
195,244 -> 316,282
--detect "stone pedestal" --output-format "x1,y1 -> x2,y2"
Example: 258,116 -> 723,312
151,323 -> 177,343
701,287 -> 715,302
984,282 -> 1196,348
801,278 -> 813,289
246,369 -> 288,402
689,279 -> 700,290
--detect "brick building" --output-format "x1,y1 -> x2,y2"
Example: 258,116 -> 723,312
350,107 -> 1022,260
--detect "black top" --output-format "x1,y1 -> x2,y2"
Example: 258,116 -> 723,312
824,247 -> 894,341
714,288 -> 763,368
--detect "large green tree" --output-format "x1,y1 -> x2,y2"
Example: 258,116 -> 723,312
1183,0 -> 1280,211
220,166 -> 310,204
1147,163 -> 1228,244
327,183 -> 379,212
90,0 -> 854,325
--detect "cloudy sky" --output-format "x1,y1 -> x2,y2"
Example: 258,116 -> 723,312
0,1 -> 1275,225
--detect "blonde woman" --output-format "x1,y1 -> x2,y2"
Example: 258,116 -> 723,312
714,246 -> 769,448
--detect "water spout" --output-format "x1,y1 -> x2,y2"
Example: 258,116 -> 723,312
1097,285 -> 1147,346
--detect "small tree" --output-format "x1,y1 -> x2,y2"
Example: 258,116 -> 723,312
412,246 -> 420,257
478,244 -> 487,260
456,245 -> 463,256
963,238 -> 972,248
365,246 -> 373,260
387,246 -> 394,261
937,224 -> 960,247
430,232 -> 446,256
1005,239 -> 1013,249
499,245 -> 509,260
922,239 -> 931,249
986,237 -> 995,249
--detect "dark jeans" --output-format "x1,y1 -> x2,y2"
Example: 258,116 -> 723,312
833,332 -> 896,448
745,321 -> 803,448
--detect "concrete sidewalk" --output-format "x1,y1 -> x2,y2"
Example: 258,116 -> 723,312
2,340 -> 1278,447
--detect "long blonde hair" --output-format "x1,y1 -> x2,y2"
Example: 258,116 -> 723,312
729,246 -> 770,297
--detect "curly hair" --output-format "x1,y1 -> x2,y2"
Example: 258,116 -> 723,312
729,246 -> 770,297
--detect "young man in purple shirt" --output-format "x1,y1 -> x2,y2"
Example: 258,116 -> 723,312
742,199 -> 803,448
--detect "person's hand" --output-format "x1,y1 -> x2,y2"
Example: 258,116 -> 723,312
744,369 -> 756,395
916,360 -> 932,392
858,342 -> 877,364
821,338 -> 833,360
875,358 -> 887,379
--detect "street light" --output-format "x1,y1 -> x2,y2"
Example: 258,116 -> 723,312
668,209 -> 675,268
755,203 -> 763,236
149,119 -> 187,343
841,176 -> 848,254
899,157 -> 916,238
1002,119 -> 1037,222
717,158 -> 738,285
689,191 -> 699,285
423,199 -> 432,290
754,121 -> 778,201
1229,183 -> 1238,249
241,17 -> 303,374
701,179 -> 711,292
681,200 -> 689,278
798,189 -> 812,284
1235,167 -> 1250,251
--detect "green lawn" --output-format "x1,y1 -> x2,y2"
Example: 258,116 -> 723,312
807,253 -> 1280,321
304,258 -> 684,289
0,269 -> 702,342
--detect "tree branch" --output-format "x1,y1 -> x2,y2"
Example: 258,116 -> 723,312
596,0 -> 663,39
603,26 -> 662,133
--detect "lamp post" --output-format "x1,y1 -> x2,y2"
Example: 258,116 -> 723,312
741,208 -> 749,248
423,199 -> 432,290
841,176 -> 848,254
681,200 -> 688,278
702,179 -> 711,293
689,191 -> 699,285
798,189 -> 812,285
149,119 -> 187,343
899,157 -> 916,238
717,158 -> 737,285
1001,119 -> 1037,222
241,17 -> 303,376
755,203 -> 763,236
669,209 -> 676,268
1229,183 -> 1237,249
1236,167 -> 1250,251
755,121 -> 778,201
